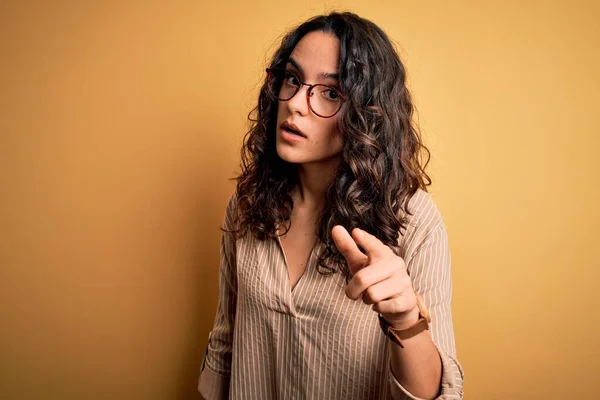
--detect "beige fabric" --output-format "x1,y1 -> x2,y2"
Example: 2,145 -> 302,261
199,189 -> 464,399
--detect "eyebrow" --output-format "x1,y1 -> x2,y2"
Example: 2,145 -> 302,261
287,57 -> 340,81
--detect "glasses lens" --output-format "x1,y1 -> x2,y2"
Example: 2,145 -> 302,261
267,69 -> 298,101
309,85 -> 343,117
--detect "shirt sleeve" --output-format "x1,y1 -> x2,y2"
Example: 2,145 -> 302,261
388,221 -> 465,400
198,195 -> 238,400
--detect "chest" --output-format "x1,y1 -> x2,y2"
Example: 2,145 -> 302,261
236,228 -> 369,321
278,217 -> 318,290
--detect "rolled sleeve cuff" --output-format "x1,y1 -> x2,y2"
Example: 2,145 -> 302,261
388,342 -> 464,400
198,363 -> 230,400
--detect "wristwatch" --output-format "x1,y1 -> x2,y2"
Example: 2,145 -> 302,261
378,294 -> 431,348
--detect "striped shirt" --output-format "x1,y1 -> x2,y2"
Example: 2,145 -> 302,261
199,189 -> 464,399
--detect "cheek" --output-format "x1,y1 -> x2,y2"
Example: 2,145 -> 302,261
325,120 -> 343,150
310,122 -> 343,156
276,102 -> 285,122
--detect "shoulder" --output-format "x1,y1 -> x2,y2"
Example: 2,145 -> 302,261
397,188 -> 446,255
222,191 -> 239,231
404,188 -> 444,230
225,191 -> 238,213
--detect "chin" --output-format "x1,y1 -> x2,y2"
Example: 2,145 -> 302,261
276,147 -> 340,166
275,135 -> 342,165
275,146 -> 304,164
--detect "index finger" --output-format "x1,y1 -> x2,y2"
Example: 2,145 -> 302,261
331,225 -> 368,274
351,228 -> 394,261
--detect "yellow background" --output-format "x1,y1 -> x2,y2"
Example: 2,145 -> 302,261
1,1 -> 598,399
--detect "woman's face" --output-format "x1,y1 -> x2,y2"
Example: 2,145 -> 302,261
275,31 -> 344,166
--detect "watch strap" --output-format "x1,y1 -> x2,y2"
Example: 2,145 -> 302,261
378,294 -> 431,348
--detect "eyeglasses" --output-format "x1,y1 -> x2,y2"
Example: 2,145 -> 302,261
265,67 -> 346,118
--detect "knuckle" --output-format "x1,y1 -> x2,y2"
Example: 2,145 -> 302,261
344,287 -> 352,298
396,256 -> 406,268
407,296 -> 417,310
394,299 -> 407,314
354,273 -> 367,287
393,258 -> 406,271
389,300 -> 399,314
400,275 -> 412,288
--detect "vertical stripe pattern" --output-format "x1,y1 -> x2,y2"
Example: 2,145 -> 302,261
199,189 -> 464,399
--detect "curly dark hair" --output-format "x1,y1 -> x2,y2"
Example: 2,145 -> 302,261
229,11 -> 432,280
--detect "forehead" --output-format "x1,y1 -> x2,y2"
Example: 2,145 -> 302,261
289,31 -> 340,74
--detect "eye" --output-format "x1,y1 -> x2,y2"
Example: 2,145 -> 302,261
284,71 -> 300,87
323,88 -> 341,101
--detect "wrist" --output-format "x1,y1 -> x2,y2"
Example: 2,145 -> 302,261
385,306 -> 420,330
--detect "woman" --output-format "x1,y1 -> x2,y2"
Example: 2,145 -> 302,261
199,11 -> 464,400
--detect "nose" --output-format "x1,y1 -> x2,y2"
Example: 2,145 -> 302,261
286,84 -> 310,116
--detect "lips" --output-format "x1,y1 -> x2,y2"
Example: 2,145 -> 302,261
281,121 -> 307,138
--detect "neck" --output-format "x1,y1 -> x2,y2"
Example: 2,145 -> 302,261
293,156 -> 341,211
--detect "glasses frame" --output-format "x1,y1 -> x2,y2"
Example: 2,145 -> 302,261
265,67 -> 346,118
